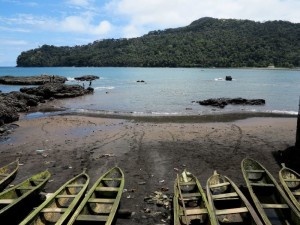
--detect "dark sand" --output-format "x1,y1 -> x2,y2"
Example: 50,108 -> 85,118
0,114 -> 297,224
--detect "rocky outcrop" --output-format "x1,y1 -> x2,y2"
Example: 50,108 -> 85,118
197,98 -> 265,108
0,92 -> 43,124
0,75 -> 67,85
74,75 -> 99,81
20,83 -> 93,99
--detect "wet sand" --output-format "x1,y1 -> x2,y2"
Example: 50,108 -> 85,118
0,114 -> 297,224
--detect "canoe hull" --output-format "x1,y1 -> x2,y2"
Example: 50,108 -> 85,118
67,167 -> 124,225
242,158 -> 300,225
0,159 -> 19,192
0,170 -> 51,224
174,170 -> 217,225
207,171 -> 263,225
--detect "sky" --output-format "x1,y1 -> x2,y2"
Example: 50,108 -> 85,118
0,0 -> 300,66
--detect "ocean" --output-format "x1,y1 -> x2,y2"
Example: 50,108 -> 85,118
0,67 -> 300,116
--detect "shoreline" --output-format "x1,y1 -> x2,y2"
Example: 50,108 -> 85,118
0,114 -> 298,224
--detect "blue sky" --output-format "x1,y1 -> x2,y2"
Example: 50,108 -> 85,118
0,0 -> 300,66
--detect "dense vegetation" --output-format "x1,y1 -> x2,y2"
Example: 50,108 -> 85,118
17,17 -> 300,68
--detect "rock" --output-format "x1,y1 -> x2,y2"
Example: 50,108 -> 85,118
20,83 -> 93,99
225,76 -> 232,81
74,75 -> 99,81
0,75 -> 67,85
198,98 -> 265,108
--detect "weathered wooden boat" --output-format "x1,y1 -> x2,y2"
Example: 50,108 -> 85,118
279,164 -> 300,212
242,158 -> 300,225
20,169 -> 89,225
0,170 -> 51,224
174,170 -> 217,225
207,171 -> 263,225
66,167 -> 124,225
0,158 -> 19,192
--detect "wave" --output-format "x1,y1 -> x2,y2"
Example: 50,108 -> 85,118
267,110 -> 297,115
66,77 -> 75,81
94,86 -> 115,90
214,78 -> 224,81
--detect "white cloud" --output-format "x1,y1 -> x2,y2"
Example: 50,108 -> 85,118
107,0 -> 300,37
0,39 -> 28,45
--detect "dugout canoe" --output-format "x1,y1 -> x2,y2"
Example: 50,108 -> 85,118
67,167 -> 124,225
0,170 -> 51,224
20,169 -> 89,225
279,164 -> 300,212
0,159 -> 19,192
207,171 -> 263,225
174,170 -> 217,225
242,158 -> 300,225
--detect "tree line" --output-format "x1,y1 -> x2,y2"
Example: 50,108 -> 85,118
17,17 -> 300,68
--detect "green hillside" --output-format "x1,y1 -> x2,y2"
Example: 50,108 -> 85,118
17,17 -> 300,68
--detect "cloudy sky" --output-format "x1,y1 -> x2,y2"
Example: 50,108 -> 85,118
0,0 -> 299,66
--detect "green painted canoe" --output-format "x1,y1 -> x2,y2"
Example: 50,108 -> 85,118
66,167 -> 124,225
0,158 -> 19,192
207,171 -> 263,225
174,170 -> 217,225
242,158 -> 300,225
0,170 -> 51,224
20,169 -> 89,225
279,164 -> 300,212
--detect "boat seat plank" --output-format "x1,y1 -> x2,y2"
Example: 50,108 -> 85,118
250,182 -> 274,187
56,194 -> 77,198
0,199 -> 15,204
261,203 -> 289,209
212,192 -> 238,199
17,186 -> 34,190
41,208 -> 67,213
181,192 -> 201,198
292,191 -> 300,196
88,198 -> 115,203
76,215 -> 108,222
180,208 -> 208,216
209,182 -> 230,188
179,181 -> 196,186
284,178 -> 300,182
66,184 -> 85,188
245,170 -> 265,173
216,207 -> 248,215
95,187 -> 119,192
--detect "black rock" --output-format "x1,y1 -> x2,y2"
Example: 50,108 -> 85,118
74,75 -> 99,81
0,75 -> 67,85
197,98 -> 265,108
225,76 -> 232,81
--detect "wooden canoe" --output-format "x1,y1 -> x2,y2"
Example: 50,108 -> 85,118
0,170 -> 51,224
174,170 -> 217,225
0,158 -> 19,192
279,164 -> 300,212
66,167 -> 124,225
207,171 -> 263,225
20,169 -> 89,225
242,158 -> 300,225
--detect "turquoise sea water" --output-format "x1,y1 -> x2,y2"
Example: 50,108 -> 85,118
0,67 -> 300,116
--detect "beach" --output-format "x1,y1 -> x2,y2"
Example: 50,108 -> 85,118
0,114 -> 297,224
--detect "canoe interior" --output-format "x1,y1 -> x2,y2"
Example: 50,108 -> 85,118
207,173 -> 259,225
243,159 -> 300,225
24,173 -> 89,225
0,170 -> 50,224
70,167 -> 124,225
280,167 -> 300,211
0,159 -> 19,191
174,171 -> 212,225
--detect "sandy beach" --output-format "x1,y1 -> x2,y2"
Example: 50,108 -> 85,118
0,114 -> 297,224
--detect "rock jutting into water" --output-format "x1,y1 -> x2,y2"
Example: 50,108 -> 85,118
197,98 -> 265,108
74,75 -> 99,81
20,83 -> 93,99
0,75 -> 67,85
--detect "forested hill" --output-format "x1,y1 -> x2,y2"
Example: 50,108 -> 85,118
17,17 -> 300,68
